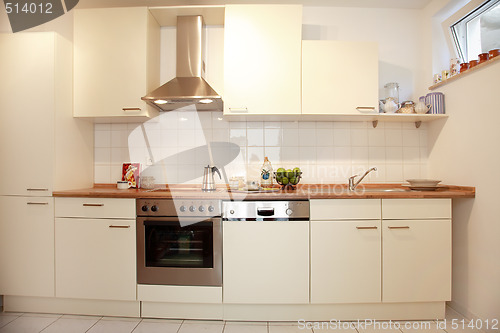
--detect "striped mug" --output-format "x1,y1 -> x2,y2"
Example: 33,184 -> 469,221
425,92 -> 445,114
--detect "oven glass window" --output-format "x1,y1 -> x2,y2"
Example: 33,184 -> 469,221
144,221 -> 214,268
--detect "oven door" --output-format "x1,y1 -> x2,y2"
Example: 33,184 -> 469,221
137,216 -> 222,286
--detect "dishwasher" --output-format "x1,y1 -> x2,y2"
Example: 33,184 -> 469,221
222,201 -> 310,304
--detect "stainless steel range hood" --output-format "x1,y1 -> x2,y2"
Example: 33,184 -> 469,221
142,15 -> 222,112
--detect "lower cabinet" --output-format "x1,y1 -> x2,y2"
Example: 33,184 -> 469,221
55,218 -> 136,301
223,220 -> 309,304
0,196 -> 55,297
382,219 -> 451,302
54,197 -> 137,301
311,220 -> 381,303
310,198 -> 451,304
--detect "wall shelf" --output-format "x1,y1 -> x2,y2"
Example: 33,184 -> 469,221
223,113 -> 448,128
429,55 -> 500,90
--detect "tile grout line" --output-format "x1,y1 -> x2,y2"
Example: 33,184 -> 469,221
84,316 -> 103,333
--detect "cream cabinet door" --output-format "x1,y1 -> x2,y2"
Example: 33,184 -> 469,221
73,7 -> 159,120
223,220 -> 309,303
55,218 -> 136,301
0,33 -> 54,196
0,196 -> 54,297
311,220 -> 381,303
302,40 -> 379,115
382,219 -> 451,302
224,5 -> 302,115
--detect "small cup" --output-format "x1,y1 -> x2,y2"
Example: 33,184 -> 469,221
489,49 -> 500,59
478,53 -> 489,64
117,181 -> 130,190
441,70 -> 449,80
469,60 -> 478,68
460,62 -> 469,73
433,74 -> 442,84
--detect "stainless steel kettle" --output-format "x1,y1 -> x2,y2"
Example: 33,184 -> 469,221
202,165 -> 221,192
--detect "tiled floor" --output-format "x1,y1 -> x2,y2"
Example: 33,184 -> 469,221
0,307 -> 484,333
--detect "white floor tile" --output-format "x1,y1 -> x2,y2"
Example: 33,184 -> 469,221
354,321 -> 402,333
269,322 -> 314,332
86,317 -> 141,333
0,315 -> 58,333
306,321 -> 356,332
131,318 -> 182,333
0,314 -> 20,329
398,321 -> 444,333
177,322 -> 224,333
225,321 -> 267,326
40,316 -> 100,333
223,323 -> 267,333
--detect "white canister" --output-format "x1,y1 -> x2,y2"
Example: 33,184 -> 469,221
117,181 -> 130,190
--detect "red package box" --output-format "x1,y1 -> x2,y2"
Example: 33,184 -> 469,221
122,163 -> 141,188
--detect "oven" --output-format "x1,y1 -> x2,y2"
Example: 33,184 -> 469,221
136,199 -> 222,286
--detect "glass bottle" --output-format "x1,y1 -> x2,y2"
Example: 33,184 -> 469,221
384,82 -> 400,105
260,157 -> 273,187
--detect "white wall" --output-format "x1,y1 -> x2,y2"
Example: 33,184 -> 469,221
428,58 -> 500,325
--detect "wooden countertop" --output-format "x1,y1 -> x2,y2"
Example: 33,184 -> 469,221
53,183 -> 475,200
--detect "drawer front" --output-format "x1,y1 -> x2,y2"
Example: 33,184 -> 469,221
310,199 -> 381,220
55,197 -> 135,219
382,199 -> 451,219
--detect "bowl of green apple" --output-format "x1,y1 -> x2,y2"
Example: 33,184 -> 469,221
274,167 -> 302,190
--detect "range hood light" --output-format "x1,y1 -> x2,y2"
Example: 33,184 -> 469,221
154,99 -> 169,105
199,99 -> 214,104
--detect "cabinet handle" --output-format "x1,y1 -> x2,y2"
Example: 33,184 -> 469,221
388,226 -> 410,229
27,188 -> 48,191
27,202 -> 49,205
83,203 -> 104,207
228,107 -> 248,113
109,225 -> 130,229
122,108 -> 141,112
356,226 -> 378,229
356,107 -> 376,113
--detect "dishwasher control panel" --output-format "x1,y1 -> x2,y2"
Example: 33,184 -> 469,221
222,201 -> 309,220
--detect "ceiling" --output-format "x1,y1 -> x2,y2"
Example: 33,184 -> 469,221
76,0 -> 433,10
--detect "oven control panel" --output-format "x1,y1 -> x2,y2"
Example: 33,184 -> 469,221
137,199 -> 221,217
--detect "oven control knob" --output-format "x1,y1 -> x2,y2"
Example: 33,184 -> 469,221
141,205 -> 149,212
189,205 -> 196,212
230,210 -> 235,215
151,205 -> 158,212
199,205 -> 205,212
208,205 -> 215,212
286,208 -> 293,216
180,205 -> 187,212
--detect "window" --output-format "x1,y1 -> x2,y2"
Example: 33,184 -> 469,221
451,0 -> 500,62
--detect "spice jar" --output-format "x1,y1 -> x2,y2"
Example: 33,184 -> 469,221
460,62 -> 469,73
478,53 -> 489,64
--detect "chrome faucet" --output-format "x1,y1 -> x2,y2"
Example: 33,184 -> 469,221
348,167 -> 377,191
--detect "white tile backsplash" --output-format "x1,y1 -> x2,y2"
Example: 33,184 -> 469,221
94,111 -> 429,184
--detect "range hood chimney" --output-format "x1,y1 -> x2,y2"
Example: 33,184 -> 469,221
142,15 -> 222,112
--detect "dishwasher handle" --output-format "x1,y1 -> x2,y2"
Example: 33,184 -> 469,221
257,208 -> 275,216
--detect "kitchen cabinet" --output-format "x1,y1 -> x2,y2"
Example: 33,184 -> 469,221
310,199 -> 381,303
0,32 -> 93,196
223,220 -> 309,303
55,198 -> 136,301
0,196 -> 54,297
310,198 -> 451,304
382,199 -> 451,302
223,5 -> 302,116
73,7 -> 160,121
302,40 -> 379,115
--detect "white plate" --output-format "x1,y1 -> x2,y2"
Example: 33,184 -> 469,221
402,185 -> 445,191
406,179 -> 441,187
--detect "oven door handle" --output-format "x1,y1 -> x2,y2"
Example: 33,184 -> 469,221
142,218 -> 221,226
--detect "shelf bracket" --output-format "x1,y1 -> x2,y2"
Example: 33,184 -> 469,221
415,121 -> 422,129
372,120 -> 379,128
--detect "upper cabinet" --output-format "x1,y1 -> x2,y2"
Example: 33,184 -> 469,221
302,40 -> 379,115
223,5 -> 302,116
0,32 -> 93,196
73,7 -> 160,121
